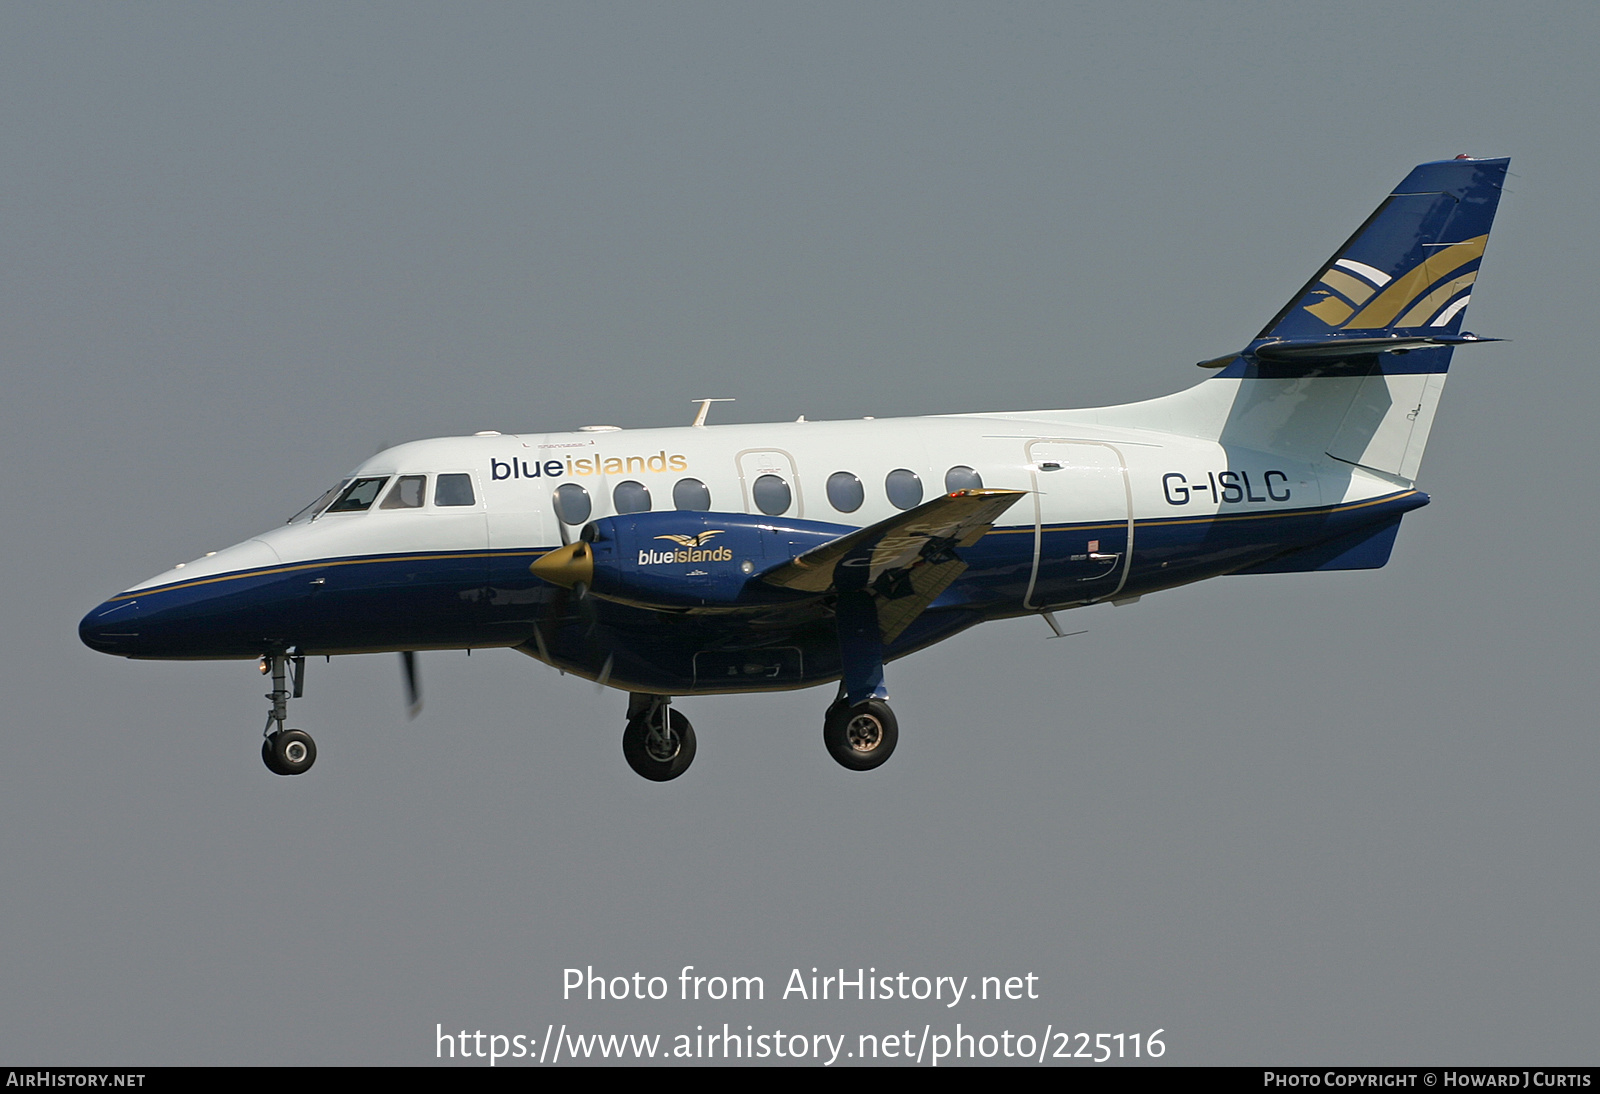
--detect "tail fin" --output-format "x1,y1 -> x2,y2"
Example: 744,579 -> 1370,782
1255,155 -> 1508,347
1196,156 -> 1509,482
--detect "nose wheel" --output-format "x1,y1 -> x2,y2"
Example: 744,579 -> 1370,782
622,694 -> 696,781
262,728 -> 317,775
823,697 -> 898,771
260,652 -> 317,776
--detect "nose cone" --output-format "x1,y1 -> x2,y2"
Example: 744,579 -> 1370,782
529,541 -> 594,589
79,596 -> 142,655
78,537 -> 284,658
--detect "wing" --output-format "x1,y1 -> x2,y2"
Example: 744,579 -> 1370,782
759,488 -> 1026,643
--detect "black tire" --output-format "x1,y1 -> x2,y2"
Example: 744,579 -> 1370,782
823,698 -> 899,771
261,736 -> 288,775
622,708 -> 696,782
263,729 -> 317,776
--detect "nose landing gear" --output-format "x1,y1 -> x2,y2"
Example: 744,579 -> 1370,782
260,652 -> 317,776
262,728 -> 317,775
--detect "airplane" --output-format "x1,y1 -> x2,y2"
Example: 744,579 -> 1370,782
79,155 -> 1508,782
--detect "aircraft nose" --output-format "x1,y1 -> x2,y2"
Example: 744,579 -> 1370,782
79,596 -> 142,655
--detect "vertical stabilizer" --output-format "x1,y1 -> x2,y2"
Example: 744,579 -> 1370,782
1257,157 -> 1507,342
1195,156 -> 1508,480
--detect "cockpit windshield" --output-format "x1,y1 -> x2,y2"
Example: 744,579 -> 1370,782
287,480 -> 350,524
324,477 -> 392,513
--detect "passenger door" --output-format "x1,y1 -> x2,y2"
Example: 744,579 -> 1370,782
1025,440 -> 1133,608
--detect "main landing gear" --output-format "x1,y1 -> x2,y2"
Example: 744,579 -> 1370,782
823,696 -> 899,771
824,588 -> 899,772
622,694 -> 696,782
260,651 -> 317,776
617,692 -> 901,779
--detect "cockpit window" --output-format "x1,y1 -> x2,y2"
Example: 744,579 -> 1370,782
287,480 -> 350,524
325,476 -> 391,514
380,475 -> 427,509
434,473 -> 476,507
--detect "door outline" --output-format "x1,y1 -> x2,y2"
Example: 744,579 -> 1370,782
734,448 -> 804,518
1024,439 -> 1134,609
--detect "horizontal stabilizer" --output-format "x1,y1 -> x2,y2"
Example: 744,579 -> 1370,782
1238,332 -> 1499,365
1198,332 -> 1502,371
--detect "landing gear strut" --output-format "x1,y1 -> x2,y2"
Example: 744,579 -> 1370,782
260,651 -> 317,776
823,695 -> 898,771
827,589 -> 898,771
622,694 -> 696,782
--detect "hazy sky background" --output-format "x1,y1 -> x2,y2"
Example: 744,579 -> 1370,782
3,2 -> 1596,1065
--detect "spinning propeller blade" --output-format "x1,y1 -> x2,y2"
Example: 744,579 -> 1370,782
399,650 -> 422,719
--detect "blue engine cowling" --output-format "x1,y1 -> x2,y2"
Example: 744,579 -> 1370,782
578,511 -> 853,610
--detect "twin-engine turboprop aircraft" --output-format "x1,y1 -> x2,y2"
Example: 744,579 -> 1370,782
80,156 -> 1508,781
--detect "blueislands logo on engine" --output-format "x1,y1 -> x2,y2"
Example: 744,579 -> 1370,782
640,531 -> 732,566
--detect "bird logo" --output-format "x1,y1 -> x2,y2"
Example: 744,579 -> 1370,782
654,531 -> 726,548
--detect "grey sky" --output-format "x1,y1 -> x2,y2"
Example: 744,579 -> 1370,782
3,2 -> 1596,1065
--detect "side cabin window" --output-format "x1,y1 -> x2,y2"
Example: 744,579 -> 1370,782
613,480 -> 651,514
885,469 -> 923,510
379,475 -> 427,509
435,474 -> 476,507
325,476 -> 391,514
673,478 -> 712,511
554,482 -> 592,525
944,465 -> 983,493
752,474 -> 791,516
826,471 -> 864,513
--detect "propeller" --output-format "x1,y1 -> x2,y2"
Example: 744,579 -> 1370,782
529,539 -> 593,589
528,542 -> 606,682
399,650 -> 422,719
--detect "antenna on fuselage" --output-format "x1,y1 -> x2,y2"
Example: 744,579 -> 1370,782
1041,612 -> 1087,640
690,398 -> 735,428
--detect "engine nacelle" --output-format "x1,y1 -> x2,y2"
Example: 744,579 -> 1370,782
531,511 -> 854,610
